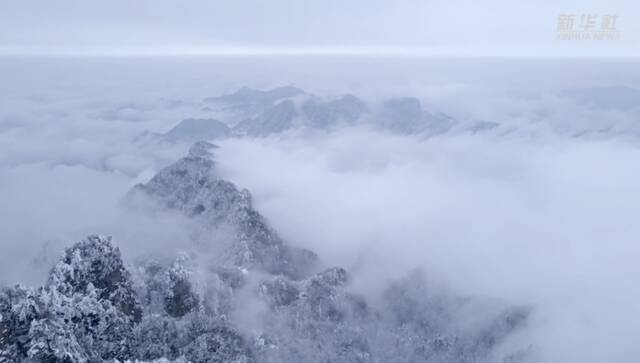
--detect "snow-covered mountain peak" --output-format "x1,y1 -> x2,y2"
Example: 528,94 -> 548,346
129,144 -> 319,280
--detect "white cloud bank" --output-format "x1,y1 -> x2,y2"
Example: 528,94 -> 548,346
0,56 -> 639,361
215,129 -> 640,362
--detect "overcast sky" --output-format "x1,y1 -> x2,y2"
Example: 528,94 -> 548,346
0,0 -> 637,57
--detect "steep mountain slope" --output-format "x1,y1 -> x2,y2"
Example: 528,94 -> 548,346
128,141 -> 318,280
0,142 -> 528,363
232,100 -> 299,137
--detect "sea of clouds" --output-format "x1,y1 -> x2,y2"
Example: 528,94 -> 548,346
1,55 -> 639,362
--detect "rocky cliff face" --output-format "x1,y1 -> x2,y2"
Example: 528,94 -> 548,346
0,143 -> 528,363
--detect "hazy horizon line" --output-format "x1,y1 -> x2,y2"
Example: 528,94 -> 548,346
1,45 -> 638,59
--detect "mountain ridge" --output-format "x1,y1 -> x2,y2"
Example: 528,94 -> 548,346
0,142 -> 530,362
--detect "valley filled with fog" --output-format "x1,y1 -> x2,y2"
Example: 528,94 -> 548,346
1,56 -> 640,362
